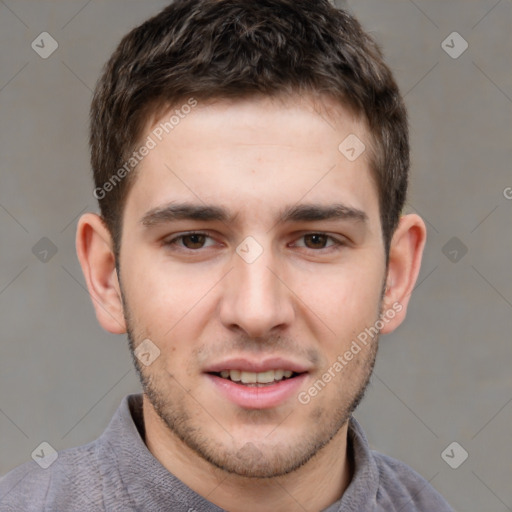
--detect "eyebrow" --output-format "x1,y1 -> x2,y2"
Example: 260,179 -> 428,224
140,201 -> 368,227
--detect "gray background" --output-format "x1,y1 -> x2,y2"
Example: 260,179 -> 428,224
0,0 -> 511,510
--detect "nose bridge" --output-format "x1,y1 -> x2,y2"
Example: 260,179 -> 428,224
220,236 -> 293,336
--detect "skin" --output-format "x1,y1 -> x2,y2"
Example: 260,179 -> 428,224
77,94 -> 426,512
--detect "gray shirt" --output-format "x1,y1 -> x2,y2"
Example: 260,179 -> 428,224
0,393 -> 453,511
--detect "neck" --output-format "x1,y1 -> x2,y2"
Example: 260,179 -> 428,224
142,396 -> 353,512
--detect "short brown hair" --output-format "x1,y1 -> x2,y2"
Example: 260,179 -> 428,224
90,0 -> 408,258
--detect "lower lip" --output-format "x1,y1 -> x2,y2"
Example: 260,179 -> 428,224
206,373 -> 308,409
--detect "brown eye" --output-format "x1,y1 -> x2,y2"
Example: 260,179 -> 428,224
303,234 -> 329,249
164,232 -> 215,251
180,234 -> 207,249
292,233 -> 345,253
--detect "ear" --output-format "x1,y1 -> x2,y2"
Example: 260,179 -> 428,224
380,214 -> 427,334
76,213 -> 127,334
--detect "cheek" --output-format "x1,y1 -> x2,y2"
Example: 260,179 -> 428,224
297,259 -> 383,321
295,261 -> 384,364
120,258 -> 205,342
124,248 -> 215,306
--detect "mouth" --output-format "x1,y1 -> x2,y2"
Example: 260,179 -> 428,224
204,358 -> 310,409
209,369 -> 302,386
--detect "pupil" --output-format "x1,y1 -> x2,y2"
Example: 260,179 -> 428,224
306,234 -> 326,248
185,234 -> 205,248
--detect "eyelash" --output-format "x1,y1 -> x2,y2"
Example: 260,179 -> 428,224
163,231 -> 346,253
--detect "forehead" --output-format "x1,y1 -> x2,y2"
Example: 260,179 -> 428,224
124,95 -> 380,230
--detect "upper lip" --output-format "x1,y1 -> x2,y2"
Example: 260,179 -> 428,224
204,357 -> 310,374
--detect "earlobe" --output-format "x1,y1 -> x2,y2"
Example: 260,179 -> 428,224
76,213 -> 127,334
380,214 -> 427,334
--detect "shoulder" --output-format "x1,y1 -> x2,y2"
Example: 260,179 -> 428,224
0,440 -> 106,512
0,461 -> 51,512
371,451 -> 454,512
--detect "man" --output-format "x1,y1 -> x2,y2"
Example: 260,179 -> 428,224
0,0 -> 454,510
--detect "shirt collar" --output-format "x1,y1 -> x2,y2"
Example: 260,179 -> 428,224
98,393 -> 378,511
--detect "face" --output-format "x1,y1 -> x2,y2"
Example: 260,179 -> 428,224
117,95 -> 387,478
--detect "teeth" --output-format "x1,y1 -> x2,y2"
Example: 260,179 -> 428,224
256,370 -> 274,384
219,369 -> 295,384
240,371 -> 257,383
230,369 -> 241,382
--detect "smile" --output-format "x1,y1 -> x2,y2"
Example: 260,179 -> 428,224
216,369 -> 296,385
205,371 -> 308,409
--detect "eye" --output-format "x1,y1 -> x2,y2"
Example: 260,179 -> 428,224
292,233 -> 345,251
163,231 -> 346,253
164,231 -> 217,250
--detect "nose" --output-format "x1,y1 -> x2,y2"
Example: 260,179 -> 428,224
219,239 -> 295,339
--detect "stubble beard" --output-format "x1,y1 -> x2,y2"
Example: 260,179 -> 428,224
120,282 -> 380,479
127,334 -> 378,478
